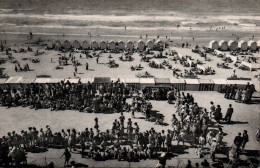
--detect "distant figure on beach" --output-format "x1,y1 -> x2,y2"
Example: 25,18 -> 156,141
29,32 -> 33,39
146,34 -> 148,38
125,26 -> 126,30
96,57 -> 99,64
140,35 -> 142,39
157,35 -> 160,38
193,37 -> 195,41
86,62 -> 88,70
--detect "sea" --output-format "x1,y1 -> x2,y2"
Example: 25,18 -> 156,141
0,0 -> 259,36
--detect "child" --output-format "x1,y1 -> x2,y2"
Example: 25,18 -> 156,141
60,148 -> 71,167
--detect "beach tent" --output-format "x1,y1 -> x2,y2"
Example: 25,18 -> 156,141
64,78 -> 79,84
238,40 -> 248,51
80,78 -> 94,85
146,40 -> 154,49
125,78 -> 140,89
72,40 -> 81,49
63,40 -> 71,50
170,78 -> 186,90
257,40 -> 260,49
218,40 -> 228,51
138,40 -> 145,51
100,41 -> 107,50
154,78 -> 171,87
91,41 -> 99,50
155,40 -> 163,50
93,77 -> 111,90
34,78 -> 51,84
19,78 -> 35,85
82,41 -> 90,49
248,40 -> 257,51
197,64 -> 206,71
118,41 -> 125,50
239,61 -> 260,71
5,76 -> 23,88
199,79 -> 214,91
126,41 -> 134,50
212,79 -> 227,91
226,54 -> 238,63
185,79 -> 200,91
139,78 -> 155,89
209,40 -> 219,50
228,40 -> 238,51
46,40 -> 54,49
54,40 -> 62,50
108,40 -> 116,50
48,78 -> 64,84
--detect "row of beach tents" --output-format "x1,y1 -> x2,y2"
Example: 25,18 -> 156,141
46,39 -> 164,51
209,40 -> 260,51
0,76 -> 255,91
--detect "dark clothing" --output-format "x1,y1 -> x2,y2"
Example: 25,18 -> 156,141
234,136 -> 243,147
225,107 -> 233,123
159,157 -> 167,167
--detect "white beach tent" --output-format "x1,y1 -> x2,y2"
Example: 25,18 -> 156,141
72,40 -> 81,49
218,40 -> 228,51
100,41 -> 107,50
155,40 -> 163,49
5,76 -> 23,88
139,78 -> 155,89
48,78 -> 64,84
126,40 -> 134,50
64,78 -> 79,84
185,79 -> 200,91
225,54 -> 238,63
80,78 -> 94,84
138,40 -> 145,51
19,78 -> 35,84
146,40 -> 154,49
91,41 -> 99,50
170,78 -> 186,90
238,40 -> 248,51
54,40 -> 62,50
34,78 -> 51,84
108,40 -> 116,50
248,40 -> 257,51
63,40 -> 71,50
82,41 -> 90,49
228,40 -> 238,51
125,78 -> 140,89
214,50 -> 226,57
239,61 -> 260,71
118,41 -> 125,50
209,40 -> 219,50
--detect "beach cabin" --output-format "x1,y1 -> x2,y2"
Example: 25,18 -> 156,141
199,79 -> 214,91
93,77 -> 111,90
72,40 -> 81,49
125,78 -> 140,90
19,78 -> 35,85
139,78 -> 155,89
248,40 -> 257,51
155,40 -> 163,50
238,40 -> 248,51
226,80 -> 252,89
170,78 -> 186,91
46,40 -> 54,49
64,78 -> 79,84
239,61 -> 260,71
100,41 -> 107,50
118,41 -> 125,50
147,40 -> 154,49
138,40 -> 145,51
5,76 -> 23,88
48,78 -> 64,84
82,41 -> 90,50
185,79 -> 200,91
257,40 -> 260,50
54,40 -> 62,50
91,41 -> 99,50
63,40 -> 71,50
80,78 -> 94,86
212,79 -> 227,91
154,78 -> 171,88
108,40 -> 116,50
218,40 -> 228,51
126,41 -> 134,50
228,40 -> 238,51
0,78 -> 7,88
208,40 -> 219,50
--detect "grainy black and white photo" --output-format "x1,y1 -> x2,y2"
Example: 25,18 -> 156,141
0,0 -> 259,167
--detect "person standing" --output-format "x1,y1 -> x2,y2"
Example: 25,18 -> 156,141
225,104 -> 233,123
60,148 -> 71,167
96,56 -> 99,64
242,130 -> 249,151
214,105 -> 222,123
209,101 -> 216,119
85,62 -> 88,70
234,132 -> 243,149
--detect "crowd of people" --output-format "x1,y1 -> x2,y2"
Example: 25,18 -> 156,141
218,83 -> 256,103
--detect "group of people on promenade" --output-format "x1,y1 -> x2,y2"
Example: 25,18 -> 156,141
218,83 -> 256,103
0,85 -> 247,167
